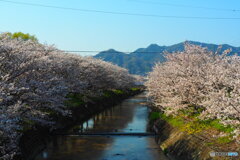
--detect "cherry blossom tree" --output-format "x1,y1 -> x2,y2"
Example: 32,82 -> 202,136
0,33 -> 136,159
146,44 -> 240,138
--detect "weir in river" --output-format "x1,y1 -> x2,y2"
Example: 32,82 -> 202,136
34,93 -> 168,160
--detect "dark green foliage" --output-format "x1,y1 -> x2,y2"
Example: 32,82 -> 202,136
163,148 -> 168,154
149,112 -> 161,121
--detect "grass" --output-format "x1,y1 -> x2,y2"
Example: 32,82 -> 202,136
150,112 -> 184,127
201,119 -> 234,133
65,88 -> 132,107
112,89 -> 124,95
206,142 -> 215,146
161,114 -> 185,127
103,90 -> 112,98
65,93 -> 85,107
151,106 -> 236,144
179,105 -> 205,118
178,105 -> 235,134
130,87 -> 141,91
216,136 -> 233,144
15,87 -> 141,134
65,91 -> 112,107
103,89 -> 128,97
180,120 -> 209,134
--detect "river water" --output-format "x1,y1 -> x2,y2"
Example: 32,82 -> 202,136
34,93 -> 168,160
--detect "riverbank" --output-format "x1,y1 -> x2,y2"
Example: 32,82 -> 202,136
17,87 -> 144,160
33,92 -> 168,160
0,33 -> 140,160
149,106 -> 239,160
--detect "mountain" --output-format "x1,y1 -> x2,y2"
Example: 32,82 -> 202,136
94,41 -> 240,75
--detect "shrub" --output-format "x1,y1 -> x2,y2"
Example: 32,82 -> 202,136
6,32 -> 38,41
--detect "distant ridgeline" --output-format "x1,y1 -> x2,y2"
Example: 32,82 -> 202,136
94,41 -> 240,75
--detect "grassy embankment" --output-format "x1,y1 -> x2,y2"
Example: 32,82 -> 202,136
149,105 -> 239,149
18,87 -> 143,159
20,87 -> 143,133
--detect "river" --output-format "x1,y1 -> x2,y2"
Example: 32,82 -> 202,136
34,93 -> 168,160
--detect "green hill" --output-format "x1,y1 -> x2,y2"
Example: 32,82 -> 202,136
94,41 -> 240,75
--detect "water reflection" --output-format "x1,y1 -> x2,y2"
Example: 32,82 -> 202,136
34,93 -> 168,160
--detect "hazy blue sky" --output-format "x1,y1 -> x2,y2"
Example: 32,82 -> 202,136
1,0 -> 240,55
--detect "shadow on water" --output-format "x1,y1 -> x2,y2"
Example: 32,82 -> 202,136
34,93 -> 168,160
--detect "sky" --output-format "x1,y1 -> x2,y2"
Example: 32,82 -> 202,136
0,0 -> 240,56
